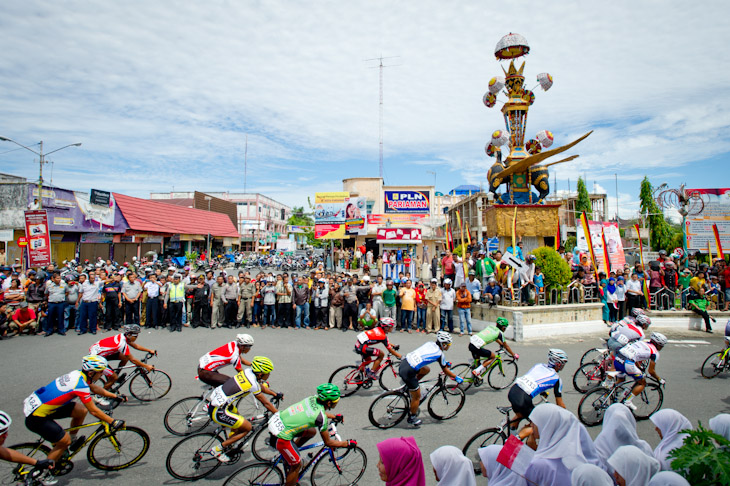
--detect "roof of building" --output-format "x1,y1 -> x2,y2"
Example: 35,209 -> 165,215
449,185 -> 480,195
155,198 -> 194,208
113,193 -> 239,237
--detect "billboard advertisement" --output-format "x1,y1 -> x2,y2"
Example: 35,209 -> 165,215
576,220 -> 626,270
384,190 -> 430,214
685,188 -> 730,253
314,192 -> 349,224
28,185 -> 127,233
314,192 -> 368,238
24,210 -> 52,266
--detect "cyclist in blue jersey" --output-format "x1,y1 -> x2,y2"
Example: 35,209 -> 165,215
398,331 -> 462,426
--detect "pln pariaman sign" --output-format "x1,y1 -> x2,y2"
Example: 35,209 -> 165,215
384,190 -> 430,214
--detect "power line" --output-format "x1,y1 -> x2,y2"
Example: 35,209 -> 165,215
365,56 -> 401,180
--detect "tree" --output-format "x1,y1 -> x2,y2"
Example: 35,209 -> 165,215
575,177 -> 592,220
533,246 -> 572,291
639,177 -> 674,251
287,206 -> 313,226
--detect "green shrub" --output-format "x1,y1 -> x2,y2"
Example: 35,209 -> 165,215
185,251 -> 198,263
564,236 -> 577,252
533,246 -> 572,289
668,423 -> 730,486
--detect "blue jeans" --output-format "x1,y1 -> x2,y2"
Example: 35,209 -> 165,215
263,304 -> 276,326
295,304 -> 310,328
253,302 -> 262,324
416,307 -> 426,330
46,302 -> 65,334
400,309 -> 414,330
64,303 -> 77,331
78,301 -> 99,333
458,307 -> 472,333
440,309 -> 454,332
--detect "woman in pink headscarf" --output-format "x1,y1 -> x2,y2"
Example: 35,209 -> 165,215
376,436 -> 426,486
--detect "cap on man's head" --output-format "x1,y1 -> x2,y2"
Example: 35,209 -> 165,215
430,278 -> 438,284
19,301 -> 28,308
460,282 -> 467,287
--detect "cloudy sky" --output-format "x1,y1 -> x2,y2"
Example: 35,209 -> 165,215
1,1 -> 728,219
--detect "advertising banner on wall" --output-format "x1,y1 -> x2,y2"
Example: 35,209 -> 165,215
24,210 -> 52,266
344,196 -> 368,236
314,192 -> 349,224
367,213 -> 427,224
376,227 -> 422,244
28,185 -> 126,233
685,188 -> 730,253
576,220 -> 626,269
384,190 -> 430,214
314,192 -> 369,239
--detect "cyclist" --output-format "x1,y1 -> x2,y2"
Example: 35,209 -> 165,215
398,331 -> 463,426
0,411 -> 55,484
88,324 -> 155,391
354,317 -> 403,379
469,317 -> 518,378
507,349 -> 568,437
198,334 -> 255,387
267,383 -> 356,486
207,356 -> 282,462
23,356 -> 124,466
607,309 -> 651,355
614,332 -> 667,410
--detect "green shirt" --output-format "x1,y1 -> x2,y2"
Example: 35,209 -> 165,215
270,396 -> 328,441
383,288 -> 397,307
689,297 -> 708,312
473,325 -> 502,348
475,257 -> 497,279
678,274 -> 691,289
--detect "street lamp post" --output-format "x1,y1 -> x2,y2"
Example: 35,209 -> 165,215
205,196 -> 213,263
0,137 -> 81,209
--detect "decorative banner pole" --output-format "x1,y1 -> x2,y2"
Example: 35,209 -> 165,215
712,223 -> 724,259
634,223 -> 651,307
600,227 -> 611,275
456,210 -> 469,277
580,212 -> 600,283
554,220 -> 560,251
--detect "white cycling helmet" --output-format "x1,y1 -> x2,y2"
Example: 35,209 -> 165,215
631,308 -> 646,317
0,410 -> 11,434
635,314 -> 651,328
236,334 -> 255,346
650,332 -> 668,347
547,349 -> 568,366
436,331 -> 453,345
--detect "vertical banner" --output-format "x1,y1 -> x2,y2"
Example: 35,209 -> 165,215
455,210 -> 468,277
713,224 -> 724,259
555,220 -> 560,251
446,222 -> 454,251
24,210 -> 52,267
708,241 -> 713,262
600,227 -> 611,275
634,223 -> 651,306
464,221 -> 472,247
510,207 -> 518,299
580,212 -> 600,282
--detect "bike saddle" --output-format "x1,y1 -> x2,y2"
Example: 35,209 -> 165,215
606,371 -> 619,378
497,406 -> 512,415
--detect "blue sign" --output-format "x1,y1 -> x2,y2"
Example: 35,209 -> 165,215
384,190 -> 430,214
486,237 -> 499,253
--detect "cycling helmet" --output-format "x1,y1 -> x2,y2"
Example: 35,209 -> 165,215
635,313 -> 651,329
82,355 -> 109,372
495,317 -> 509,329
236,334 -> 255,346
436,331 -> 453,345
631,308 -> 646,317
649,332 -> 668,347
123,324 -> 141,335
547,349 -> 568,366
378,317 -> 396,331
250,356 -> 274,374
0,410 -> 11,434
316,383 -> 341,403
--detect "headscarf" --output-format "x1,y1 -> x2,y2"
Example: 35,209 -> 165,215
607,445 -> 660,486
477,445 -> 525,486
430,446 -> 476,486
570,463 -> 613,486
593,404 -> 654,462
709,413 -> 730,441
606,278 -> 616,294
376,436 -> 425,486
650,409 -> 692,471
528,404 -> 605,471
647,471 -> 691,486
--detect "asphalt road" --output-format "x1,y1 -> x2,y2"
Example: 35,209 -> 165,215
1,325 -> 728,485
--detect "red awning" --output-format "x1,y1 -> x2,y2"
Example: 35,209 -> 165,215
113,193 -> 239,238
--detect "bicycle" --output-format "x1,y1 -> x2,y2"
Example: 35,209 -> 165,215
223,419 -> 367,486
367,373 -> 465,429
579,339 -> 609,367
701,344 -> 730,379
165,396 -> 281,481
106,352 -> 172,402
450,348 -> 518,391
573,350 -> 612,393
577,375 -> 663,426
2,461 -> 54,486
328,349 -> 401,398
2,415 -> 150,482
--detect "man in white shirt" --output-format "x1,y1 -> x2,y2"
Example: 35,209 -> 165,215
78,273 -> 103,335
371,276 -> 386,319
440,279 -> 456,332
144,274 -> 161,329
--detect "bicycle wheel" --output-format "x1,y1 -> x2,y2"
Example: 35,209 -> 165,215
0,443 -> 50,484
251,426 -> 279,462
87,426 -> 150,471
368,391 -> 409,429
577,387 -> 614,426
224,463 -> 284,486
572,362 -> 606,393
427,385 -> 465,421
378,362 -> 403,391
165,432 -> 223,480
164,397 -> 211,436
450,363 -> 475,392
462,428 -> 506,475
311,446 -> 367,486
233,393 -> 262,419
580,348 -> 604,366
328,365 -> 363,398
128,369 -> 172,401
630,382 -> 663,420
488,359 -> 518,390
701,351 -> 725,379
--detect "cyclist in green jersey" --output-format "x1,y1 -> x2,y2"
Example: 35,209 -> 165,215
267,383 -> 357,486
469,317 -> 518,377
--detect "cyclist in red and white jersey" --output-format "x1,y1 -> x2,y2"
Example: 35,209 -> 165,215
354,317 -> 402,379
614,332 -> 667,410
88,324 -> 155,390
607,310 -> 651,355
198,334 -> 254,386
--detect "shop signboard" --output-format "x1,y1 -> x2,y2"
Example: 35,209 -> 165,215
28,184 -> 127,233
80,233 -> 115,244
24,210 -> 52,266
367,213 -> 427,224
376,227 -> 422,244
384,190 -> 430,214
576,220 -> 626,269
685,188 -> 730,253
0,229 -> 13,241
90,189 -> 111,206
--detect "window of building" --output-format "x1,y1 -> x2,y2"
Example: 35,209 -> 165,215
280,208 -> 285,221
366,200 -> 374,214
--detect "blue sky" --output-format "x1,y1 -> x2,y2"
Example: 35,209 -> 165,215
1,1 -> 728,220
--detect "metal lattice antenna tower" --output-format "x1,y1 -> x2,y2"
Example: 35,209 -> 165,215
365,56 -> 401,179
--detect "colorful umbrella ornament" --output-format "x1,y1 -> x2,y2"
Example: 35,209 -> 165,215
525,139 -> 542,155
482,92 -> 497,108
537,72 -> 553,91
494,33 -> 530,60
491,130 -> 510,147
522,89 -> 535,106
536,130 -> 554,148
485,143 -> 500,157
488,76 -> 505,94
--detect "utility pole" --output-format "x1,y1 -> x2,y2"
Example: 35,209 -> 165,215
365,56 -> 400,180
615,173 -> 619,221
243,134 -> 248,194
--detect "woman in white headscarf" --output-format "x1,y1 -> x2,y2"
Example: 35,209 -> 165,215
709,413 -> 730,441
477,445 -> 526,486
525,404 -> 606,486
647,471 -> 691,486
593,403 -> 654,464
607,445 -> 660,486
649,409 -> 692,471
570,463 -> 613,486
430,445 -> 476,486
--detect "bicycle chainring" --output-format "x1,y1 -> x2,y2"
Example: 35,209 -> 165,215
53,459 -> 74,476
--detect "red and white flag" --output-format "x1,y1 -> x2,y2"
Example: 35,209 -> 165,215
497,435 -> 536,477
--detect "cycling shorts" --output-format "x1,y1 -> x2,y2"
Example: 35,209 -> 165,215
209,404 -> 245,429
102,352 -> 125,378
468,343 -> 493,360
613,356 -> 643,380
276,437 -> 301,466
507,385 -> 534,418
398,361 -> 420,391
355,343 -> 381,358
25,402 -> 76,443
198,368 -> 231,387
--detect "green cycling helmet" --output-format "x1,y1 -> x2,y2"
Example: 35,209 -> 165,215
316,383 -> 341,402
496,317 -> 509,328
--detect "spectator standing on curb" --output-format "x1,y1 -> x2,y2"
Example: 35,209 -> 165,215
44,272 -> 67,336
275,275 -> 293,328
190,275 -> 210,328
293,276 -> 310,329
261,278 -> 277,328
143,274 -> 160,329
78,273 -> 102,335
415,282 -> 427,333
382,280 -> 397,320
65,276 -> 80,331
122,272 -> 143,325
425,279 -> 441,334
222,275 -> 239,329
441,251 -> 456,284
165,274 -> 186,332
209,275 -> 225,329
102,274 -> 122,331
398,280 -> 416,333
371,275 -> 386,318
440,279 -> 455,332
456,282 -> 473,335
238,275 -> 255,328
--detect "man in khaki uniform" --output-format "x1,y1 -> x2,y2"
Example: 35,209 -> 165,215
425,278 -> 442,333
237,274 -> 255,328
209,275 -> 226,328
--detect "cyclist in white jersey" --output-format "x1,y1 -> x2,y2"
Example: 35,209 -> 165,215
607,311 -> 651,354
397,331 -> 462,426
614,332 -> 667,410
